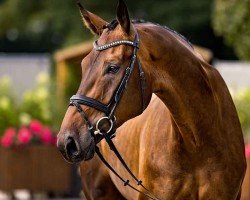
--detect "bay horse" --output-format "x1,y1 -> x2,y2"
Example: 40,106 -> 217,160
57,0 -> 246,199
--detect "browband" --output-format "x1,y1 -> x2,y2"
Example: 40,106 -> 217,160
93,39 -> 139,51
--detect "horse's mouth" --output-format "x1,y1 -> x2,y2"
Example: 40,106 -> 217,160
66,139 -> 95,163
82,139 -> 96,161
57,135 -> 96,163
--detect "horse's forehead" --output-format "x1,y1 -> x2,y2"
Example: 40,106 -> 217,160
98,27 -> 127,44
82,44 -> 122,68
82,28 -> 131,68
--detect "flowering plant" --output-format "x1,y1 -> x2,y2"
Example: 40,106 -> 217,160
0,73 -> 58,137
0,119 -> 56,148
246,144 -> 250,158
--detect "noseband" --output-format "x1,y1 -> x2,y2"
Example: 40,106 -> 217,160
69,32 -> 146,142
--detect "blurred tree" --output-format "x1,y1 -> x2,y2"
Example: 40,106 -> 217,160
0,0 -> 86,51
213,0 -> 250,60
0,0 -> 236,59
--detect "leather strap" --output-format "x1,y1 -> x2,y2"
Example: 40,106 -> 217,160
69,101 -> 92,128
138,55 -> 147,111
70,95 -> 110,115
95,147 -> 159,200
98,131 -> 160,200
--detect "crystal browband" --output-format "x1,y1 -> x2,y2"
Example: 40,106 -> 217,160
93,40 -> 139,51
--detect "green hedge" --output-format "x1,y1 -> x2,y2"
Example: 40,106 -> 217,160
233,89 -> 250,138
0,73 -> 54,136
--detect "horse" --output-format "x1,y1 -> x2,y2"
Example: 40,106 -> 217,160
57,0 -> 246,199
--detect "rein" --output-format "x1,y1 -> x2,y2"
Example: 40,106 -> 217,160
69,32 -> 160,200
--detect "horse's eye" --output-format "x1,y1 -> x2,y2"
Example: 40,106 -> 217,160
106,64 -> 120,74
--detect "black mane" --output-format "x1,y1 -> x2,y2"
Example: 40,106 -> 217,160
104,19 -> 193,48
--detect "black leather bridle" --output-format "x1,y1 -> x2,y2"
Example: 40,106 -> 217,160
69,32 -> 160,200
69,32 -> 146,143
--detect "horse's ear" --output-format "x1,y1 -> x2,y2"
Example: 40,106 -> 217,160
116,0 -> 131,34
77,2 -> 108,35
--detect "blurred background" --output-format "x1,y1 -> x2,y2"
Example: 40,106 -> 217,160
0,0 -> 250,199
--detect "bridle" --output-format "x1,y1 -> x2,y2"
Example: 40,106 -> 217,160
69,32 -> 146,143
69,32 -> 160,200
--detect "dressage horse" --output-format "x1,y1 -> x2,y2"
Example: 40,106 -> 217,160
57,0 -> 246,199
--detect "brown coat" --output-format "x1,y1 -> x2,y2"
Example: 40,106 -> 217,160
58,1 -> 246,199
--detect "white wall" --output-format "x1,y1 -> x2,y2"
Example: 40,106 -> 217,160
214,60 -> 250,91
0,54 -> 50,96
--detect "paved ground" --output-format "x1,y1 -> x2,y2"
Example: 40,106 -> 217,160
0,190 -> 82,200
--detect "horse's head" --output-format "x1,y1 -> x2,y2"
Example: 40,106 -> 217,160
57,0 -> 152,163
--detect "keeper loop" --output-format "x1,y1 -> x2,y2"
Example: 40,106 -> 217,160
124,180 -> 130,186
137,180 -> 143,185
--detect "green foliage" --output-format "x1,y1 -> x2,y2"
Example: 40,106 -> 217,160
21,73 -> 52,125
0,0 -> 213,52
233,89 -> 250,137
0,0 -> 86,51
0,77 -> 19,134
0,73 -> 54,135
213,0 -> 250,60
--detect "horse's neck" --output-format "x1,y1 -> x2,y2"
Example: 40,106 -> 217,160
138,25 -> 218,149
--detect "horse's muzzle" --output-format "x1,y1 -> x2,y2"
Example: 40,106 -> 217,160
57,132 -> 95,163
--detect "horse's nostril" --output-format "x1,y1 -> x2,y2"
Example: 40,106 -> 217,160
66,137 -> 79,157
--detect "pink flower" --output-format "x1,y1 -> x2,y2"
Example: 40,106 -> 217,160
41,127 -> 55,145
1,128 -> 16,147
246,144 -> 250,158
29,120 -> 43,136
17,127 -> 32,145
